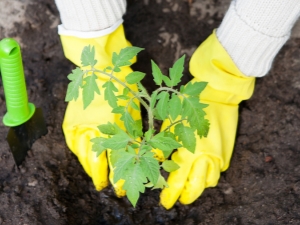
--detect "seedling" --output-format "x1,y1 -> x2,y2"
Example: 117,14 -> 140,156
65,45 -> 210,206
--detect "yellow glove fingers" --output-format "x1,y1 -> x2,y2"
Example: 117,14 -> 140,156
179,156 -> 220,205
160,150 -> 194,209
73,127 -> 109,191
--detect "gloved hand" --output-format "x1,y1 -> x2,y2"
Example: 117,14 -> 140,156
160,30 -> 256,209
60,25 -> 140,196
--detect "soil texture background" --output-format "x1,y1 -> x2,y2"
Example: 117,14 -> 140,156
1,0 -> 300,224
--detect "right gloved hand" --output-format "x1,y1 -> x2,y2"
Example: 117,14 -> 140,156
160,30 -> 256,209
60,25 -> 140,196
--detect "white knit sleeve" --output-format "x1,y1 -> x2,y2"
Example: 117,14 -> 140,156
217,0 -> 300,77
54,0 -> 126,38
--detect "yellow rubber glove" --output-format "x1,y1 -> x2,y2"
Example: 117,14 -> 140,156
160,30 -> 256,209
60,25 -> 140,196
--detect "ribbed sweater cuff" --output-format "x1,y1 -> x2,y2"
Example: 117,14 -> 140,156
55,0 -> 126,32
217,0 -> 300,77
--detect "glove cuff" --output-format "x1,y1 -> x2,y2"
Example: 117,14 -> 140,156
55,0 -> 126,32
190,30 -> 255,104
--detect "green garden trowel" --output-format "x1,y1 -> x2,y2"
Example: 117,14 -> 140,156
0,38 -> 47,166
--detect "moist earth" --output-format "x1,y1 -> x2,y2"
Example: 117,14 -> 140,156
1,0 -> 300,224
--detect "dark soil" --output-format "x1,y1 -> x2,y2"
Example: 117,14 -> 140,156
1,0 -> 300,224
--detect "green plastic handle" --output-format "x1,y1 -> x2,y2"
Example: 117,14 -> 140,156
0,38 -> 35,127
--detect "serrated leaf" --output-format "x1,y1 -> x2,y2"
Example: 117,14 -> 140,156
195,118 -> 210,138
127,145 -> 136,154
156,92 -> 169,120
148,132 -> 181,156
144,182 -> 154,188
112,46 -> 144,70
82,73 -> 100,109
126,71 -> 146,84
174,123 -> 196,153
152,174 -> 169,189
91,137 -> 107,157
97,122 -> 117,135
111,106 -> 125,114
81,45 -> 97,67
117,94 -> 130,100
123,87 -> 130,96
162,160 -> 180,172
151,60 -> 164,85
162,75 -> 172,87
181,97 -> 210,138
102,81 -> 118,108
130,100 -> 140,111
65,68 -> 84,102
102,130 -> 131,150
181,81 -> 208,96
120,111 -> 134,134
122,163 -> 147,207
169,55 -> 185,86
150,90 -> 158,108
144,129 -> 155,142
168,93 -> 181,120
140,152 -> 160,184
113,151 -> 136,183
132,119 -> 143,138
181,96 -> 204,119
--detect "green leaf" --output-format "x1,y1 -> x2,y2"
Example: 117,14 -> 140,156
81,45 -> 97,67
125,71 -> 146,84
150,90 -> 158,109
127,145 -> 136,154
162,75 -> 172,87
112,46 -> 144,69
132,119 -> 143,138
162,160 -> 180,172
181,81 -> 208,96
117,94 -> 130,100
169,55 -> 185,86
65,68 -> 84,102
122,163 -> 147,207
111,106 -> 125,114
144,129 -> 155,142
102,81 -> 118,108
102,130 -> 131,150
151,60 -> 164,85
140,152 -> 160,184
152,174 -> 169,189
181,96 -> 210,138
113,151 -> 136,183
148,132 -> 181,156
97,122 -> 117,135
168,93 -> 181,120
123,87 -> 130,96
156,92 -> 170,120
174,123 -> 196,153
195,118 -> 210,138
181,96 -> 204,119
82,73 -> 100,109
91,137 -> 107,157
130,100 -> 140,111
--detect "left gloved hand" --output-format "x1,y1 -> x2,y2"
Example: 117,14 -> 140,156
160,31 -> 255,209
60,25 -> 140,196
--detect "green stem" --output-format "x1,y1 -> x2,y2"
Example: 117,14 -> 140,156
162,118 -> 188,132
91,68 -> 150,112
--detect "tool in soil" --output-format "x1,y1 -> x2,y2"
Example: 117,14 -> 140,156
0,38 -> 47,166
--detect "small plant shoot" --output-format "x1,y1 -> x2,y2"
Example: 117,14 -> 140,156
65,45 -> 210,207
